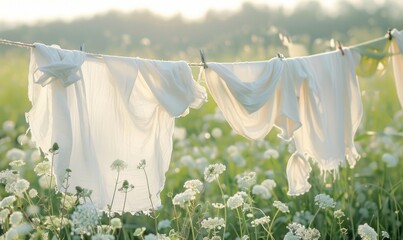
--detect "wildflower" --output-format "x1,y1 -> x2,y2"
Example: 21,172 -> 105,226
284,231 -> 300,240
110,159 -> 128,172
211,127 -> 223,138
62,194 -> 77,210
71,202 -> 99,236
110,218 -> 122,229
12,179 -> 30,197
252,185 -> 272,199
30,230 -> 49,240
273,200 -> 290,213
5,228 -> 19,240
358,223 -> 378,240
212,203 -> 225,209
34,161 -> 51,176
157,219 -> 171,230
0,209 -> 10,223
201,217 -> 225,230
0,169 -> 19,185
133,227 -> 146,237
334,209 -> 345,219
43,216 -> 65,230
382,153 -> 398,168
1,195 -> 16,208
183,179 -> 203,193
251,216 -> 271,227
227,192 -> 245,209
261,179 -> 276,191
314,194 -> 335,209
204,163 -> 226,183
226,145 -> 239,157
263,149 -> 279,159
172,189 -> 197,207
28,189 -> 38,198
6,148 -> 26,161
137,159 -> 146,169
91,233 -> 115,240
38,174 -> 56,189
26,205 -> 40,216
3,120 -> 15,132
9,211 -> 23,225
286,222 -> 320,240
180,155 -> 195,168
381,231 -> 390,239
144,233 -> 171,240
236,172 -> 257,189
9,159 -> 26,168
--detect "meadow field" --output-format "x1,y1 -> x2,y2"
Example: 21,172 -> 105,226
0,3 -> 403,238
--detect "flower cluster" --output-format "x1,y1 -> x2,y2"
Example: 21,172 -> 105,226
314,194 -> 336,209
204,163 -> 226,182
285,222 -> 321,240
201,217 -> 225,230
358,223 -> 378,240
70,202 -> 99,236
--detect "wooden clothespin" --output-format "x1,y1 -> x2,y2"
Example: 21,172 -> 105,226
277,52 -> 285,60
199,49 -> 208,69
387,28 -> 393,41
337,41 -> 344,56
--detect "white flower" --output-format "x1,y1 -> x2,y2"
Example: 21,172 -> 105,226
9,211 -> 23,225
283,231 -> 299,240
261,179 -> 276,191
263,149 -> 279,159
273,200 -> 290,213
62,194 -> 77,210
0,209 -> 10,223
212,203 -> 225,209
227,192 -> 245,209
172,189 -> 197,208
3,120 -> 15,132
334,209 -> 345,219
236,172 -> 257,189
34,161 -> 51,176
5,228 -> 19,240
6,148 -> 26,161
314,194 -> 335,209
144,233 -> 171,240
110,218 -> 122,229
38,174 -> 56,189
157,219 -> 171,230
252,185 -> 271,199
9,160 -> 26,168
183,179 -> 203,193
227,145 -> 239,156
204,163 -> 226,183
110,159 -> 128,172
70,202 -> 99,236
91,233 -> 115,240
26,205 -> 40,216
12,179 -> 30,196
0,169 -> 19,185
382,153 -> 398,168
211,128 -> 223,139
358,223 -> 378,240
381,231 -> 390,239
251,216 -> 270,227
180,155 -> 195,168
201,217 -> 225,230
1,195 -> 16,208
286,222 -> 320,240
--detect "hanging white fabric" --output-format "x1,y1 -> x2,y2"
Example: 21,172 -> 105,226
390,29 -> 403,108
27,43 -> 207,213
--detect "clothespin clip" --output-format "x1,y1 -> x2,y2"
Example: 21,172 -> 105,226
200,49 -> 208,69
80,43 -> 85,52
387,28 -> 392,41
277,52 -> 285,60
337,41 -> 344,56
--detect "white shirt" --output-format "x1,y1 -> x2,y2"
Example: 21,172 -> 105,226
27,43 -> 207,213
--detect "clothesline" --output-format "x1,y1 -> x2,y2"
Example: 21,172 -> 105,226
0,38 -> 207,67
0,31 -> 395,68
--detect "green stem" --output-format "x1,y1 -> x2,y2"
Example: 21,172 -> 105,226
309,208 -> 321,228
142,168 -> 159,235
186,205 -> 196,240
216,179 -> 227,239
108,170 -> 120,217
236,208 -> 244,237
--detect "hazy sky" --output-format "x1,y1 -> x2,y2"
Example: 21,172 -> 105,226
0,0 -> 395,25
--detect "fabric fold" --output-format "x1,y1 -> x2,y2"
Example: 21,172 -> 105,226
286,151 -> 312,196
390,29 -> 403,108
32,43 -> 85,87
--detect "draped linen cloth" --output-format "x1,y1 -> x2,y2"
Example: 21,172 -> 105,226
204,59 -> 306,140
390,29 -> 403,108
204,49 -> 362,196
289,49 -> 363,195
27,43 -> 207,213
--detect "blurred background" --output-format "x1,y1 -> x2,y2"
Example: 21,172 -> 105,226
0,0 -> 402,126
